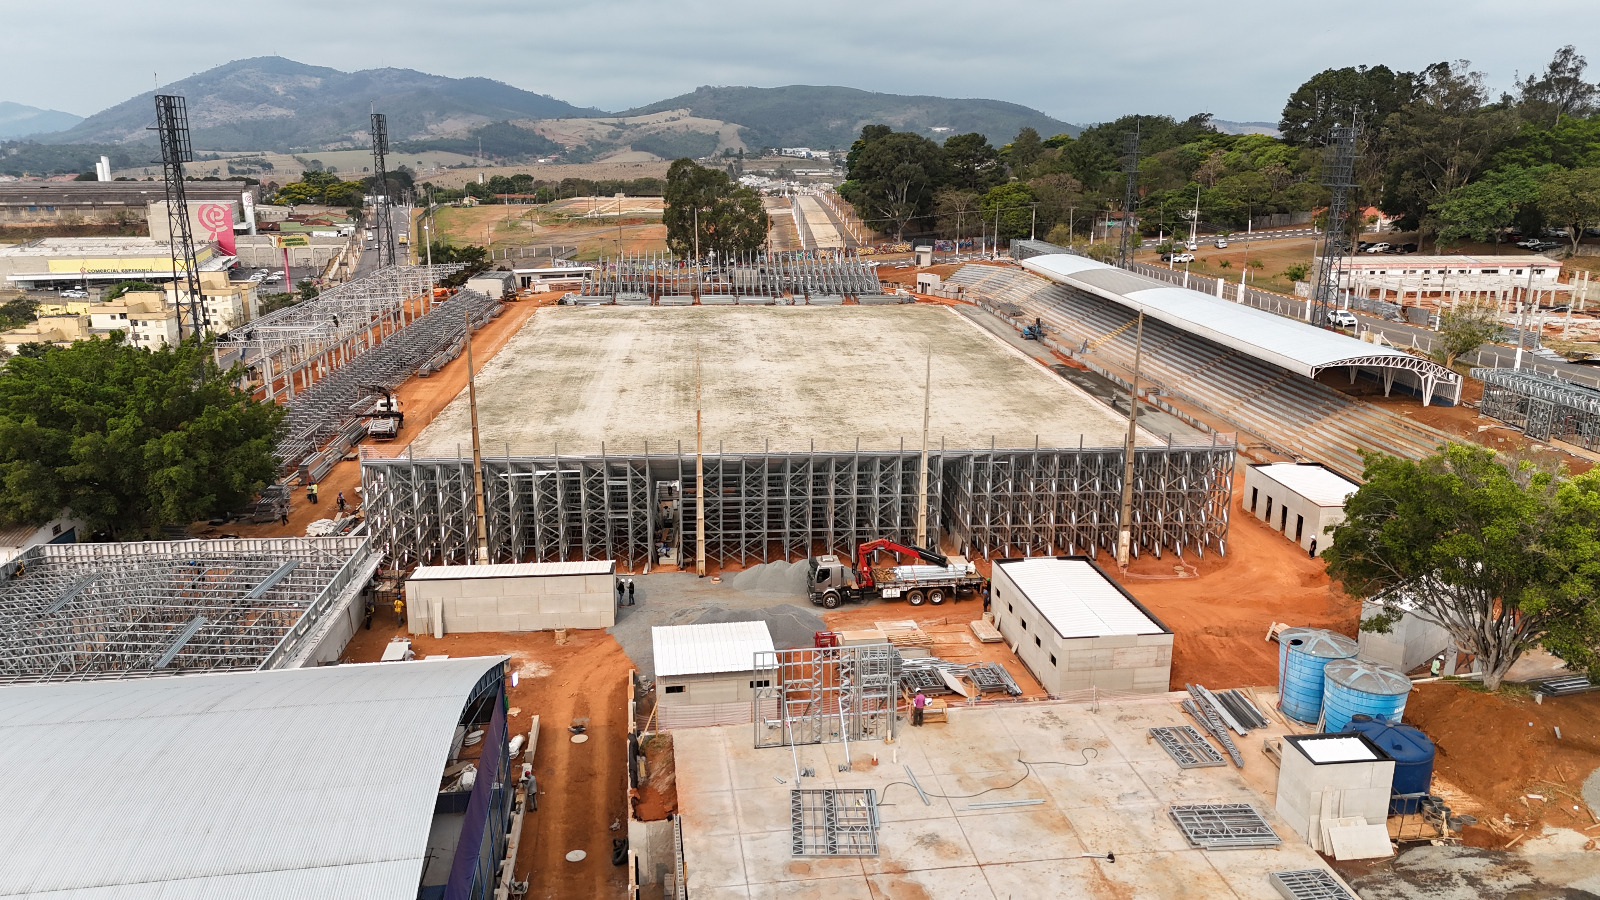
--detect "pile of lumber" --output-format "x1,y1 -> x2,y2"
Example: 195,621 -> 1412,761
874,620 -> 933,648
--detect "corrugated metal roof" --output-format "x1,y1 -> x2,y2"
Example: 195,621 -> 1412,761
1019,254 -> 1456,382
409,560 -> 615,580
0,656 -> 506,899
653,621 -> 776,677
1255,463 -> 1359,507
998,558 -> 1166,638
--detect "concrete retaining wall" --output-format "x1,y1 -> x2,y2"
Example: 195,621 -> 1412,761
405,572 -> 616,634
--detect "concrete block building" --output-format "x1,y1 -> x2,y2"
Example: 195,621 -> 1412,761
405,561 -> 617,635
989,556 -> 1173,695
1275,732 -> 1395,849
651,620 -> 777,729
1243,463 -> 1358,556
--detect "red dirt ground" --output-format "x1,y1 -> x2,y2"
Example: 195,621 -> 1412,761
1404,683 -> 1600,847
343,619 -> 634,900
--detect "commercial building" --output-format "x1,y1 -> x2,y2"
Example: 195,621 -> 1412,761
989,556 -> 1173,695
0,656 -> 518,900
651,620 -> 776,729
1243,463 -> 1359,556
0,180 -> 248,226
405,560 -> 618,636
0,236 -> 232,290
1333,255 -> 1566,300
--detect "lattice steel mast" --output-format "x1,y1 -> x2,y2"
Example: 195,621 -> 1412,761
155,95 -> 204,338
1116,129 -> 1140,268
370,113 -> 398,267
1310,123 -> 1359,326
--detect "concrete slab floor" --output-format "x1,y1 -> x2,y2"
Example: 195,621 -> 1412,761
410,304 -> 1153,456
673,699 -> 1354,900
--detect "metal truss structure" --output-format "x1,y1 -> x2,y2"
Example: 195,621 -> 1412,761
0,537 -> 379,683
1168,804 -> 1281,850
578,251 -> 881,300
1310,124 -> 1359,327
1149,725 -> 1226,769
215,265 -> 463,404
754,644 -> 899,749
791,789 -> 880,857
360,441 -> 1234,568
369,113 -> 398,268
154,94 -> 204,338
1473,367 -> 1600,450
277,288 -> 501,481
1269,870 -> 1357,900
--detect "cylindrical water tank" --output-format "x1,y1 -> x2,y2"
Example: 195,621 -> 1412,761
1277,628 -> 1359,724
1322,659 -> 1411,734
1342,716 -> 1436,814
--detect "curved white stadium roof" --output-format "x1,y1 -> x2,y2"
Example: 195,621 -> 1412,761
0,656 -> 506,899
1020,254 -> 1458,387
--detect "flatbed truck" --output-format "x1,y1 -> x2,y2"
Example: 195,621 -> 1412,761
807,538 -> 983,609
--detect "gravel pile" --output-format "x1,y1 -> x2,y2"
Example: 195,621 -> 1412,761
727,560 -> 810,596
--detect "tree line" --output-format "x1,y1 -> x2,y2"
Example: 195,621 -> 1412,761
838,45 -> 1600,249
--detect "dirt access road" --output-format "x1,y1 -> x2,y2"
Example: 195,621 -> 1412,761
344,622 -> 633,900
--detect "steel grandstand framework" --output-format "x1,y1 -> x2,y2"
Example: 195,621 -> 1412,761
360,438 -> 1234,568
578,251 -> 882,300
0,537 -> 379,683
1473,367 -> 1600,450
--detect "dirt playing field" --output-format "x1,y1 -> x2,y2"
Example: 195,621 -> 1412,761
343,622 -> 633,900
427,205 -> 667,259
421,161 -> 673,191
409,303 -> 1150,457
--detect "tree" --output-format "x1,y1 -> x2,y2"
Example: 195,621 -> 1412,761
1003,127 -> 1044,173
294,280 -> 319,302
942,133 -> 1003,193
0,336 -> 284,537
102,280 -> 159,301
1279,65 -> 1417,146
982,182 -> 1038,241
1434,300 -> 1505,366
932,188 -> 982,240
1515,45 -> 1599,127
1429,165 -> 1549,245
1324,445 -> 1600,691
1537,167 -> 1600,254
256,292 -> 300,315
662,159 -> 769,258
838,130 -> 947,241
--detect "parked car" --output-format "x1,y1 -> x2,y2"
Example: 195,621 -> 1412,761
1515,238 -> 1542,249
1214,238 -> 1229,248
60,289 -> 88,299
1356,241 -> 1373,251
1399,243 -> 1418,253
1365,242 -> 1391,253
1327,310 -> 1358,328
1532,241 -> 1562,251
1170,252 -> 1195,264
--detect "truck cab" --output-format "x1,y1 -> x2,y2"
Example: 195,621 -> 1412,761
807,555 -> 859,609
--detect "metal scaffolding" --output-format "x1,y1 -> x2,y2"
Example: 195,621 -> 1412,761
1472,367 -> 1600,450
0,537 -> 379,683
154,94 -> 204,338
578,251 -> 882,301
1310,124 -> 1359,327
754,644 -> 900,749
360,438 -> 1234,568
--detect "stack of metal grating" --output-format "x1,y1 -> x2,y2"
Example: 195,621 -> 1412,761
1535,675 -> 1594,697
1268,869 -> 1357,900
1148,725 -> 1226,769
1168,804 -> 1282,850
965,662 -> 1022,696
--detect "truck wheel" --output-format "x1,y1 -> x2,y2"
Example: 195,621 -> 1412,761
823,592 -> 841,610
906,590 -> 925,606
928,589 -> 945,605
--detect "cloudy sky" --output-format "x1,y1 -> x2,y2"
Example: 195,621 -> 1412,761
4,0 -> 1589,125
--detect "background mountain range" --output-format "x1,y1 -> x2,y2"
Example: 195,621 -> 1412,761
4,57 -> 1080,164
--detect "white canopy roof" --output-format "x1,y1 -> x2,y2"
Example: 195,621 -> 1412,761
653,620 -> 776,677
1019,254 -> 1459,385
0,656 -> 505,899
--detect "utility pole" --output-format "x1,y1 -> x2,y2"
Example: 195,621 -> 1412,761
695,347 -> 707,577
1117,128 -> 1139,268
466,311 -> 490,564
915,345 -> 931,548
693,207 -> 701,299
1117,310 -> 1146,569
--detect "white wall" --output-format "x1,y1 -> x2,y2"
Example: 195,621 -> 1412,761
1242,467 -> 1347,557
405,572 -> 616,633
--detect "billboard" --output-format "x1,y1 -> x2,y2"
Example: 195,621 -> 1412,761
195,202 -> 236,255
274,233 -> 311,248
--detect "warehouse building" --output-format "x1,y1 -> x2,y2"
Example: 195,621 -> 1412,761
406,560 -> 618,636
0,236 -> 233,290
651,620 -> 777,729
0,656 -> 517,899
989,556 -> 1172,695
0,180 -> 247,226
1243,463 -> 1359,556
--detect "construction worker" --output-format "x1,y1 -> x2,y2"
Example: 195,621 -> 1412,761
1308,539 -> 1318,558
337,491 -> 347,512
394,596 -> 405,627
627,578 -> 635,605
363,597 -> 374,630
616,579 -> 625,606
308,483 -> 319,504
912,690 -> 927,727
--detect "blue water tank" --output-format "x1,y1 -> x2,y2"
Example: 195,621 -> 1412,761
1322,659 -> 1411,734
1343,716 -> 1436,814
1278,628 -> 1359,724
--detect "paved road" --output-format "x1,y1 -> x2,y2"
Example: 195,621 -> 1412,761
1142,227 -> 1318,248
1346,311 -> 1600,388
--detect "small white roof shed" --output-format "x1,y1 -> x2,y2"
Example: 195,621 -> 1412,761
653,621 -> 776,678
409,561 -> 615,580
996,557 -> 1167,638
1254,463 -> 1359,508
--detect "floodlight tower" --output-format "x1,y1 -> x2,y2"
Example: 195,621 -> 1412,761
371,113 -> 398,267
1116,129 -> 1140,268
155,95 -> 204,338
1310,123 -> 1359,326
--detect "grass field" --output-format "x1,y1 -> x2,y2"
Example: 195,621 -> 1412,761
425,204 -> 667,259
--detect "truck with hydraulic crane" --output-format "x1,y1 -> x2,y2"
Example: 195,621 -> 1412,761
806,538 -> 983,609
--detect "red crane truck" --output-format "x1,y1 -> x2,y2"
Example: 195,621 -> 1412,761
806,538 -> 983,609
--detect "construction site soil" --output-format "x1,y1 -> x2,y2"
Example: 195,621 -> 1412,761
410,303 -> 1143,456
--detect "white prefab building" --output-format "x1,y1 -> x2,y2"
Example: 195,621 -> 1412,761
1275,732 -> 1395,852
466,271 -> 515,298
989,556 -> 1173,695
652,621 -> 776,730
1243,463 -> 1359,557
1357,596 -> 1452,673
405,560 -> 617,635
